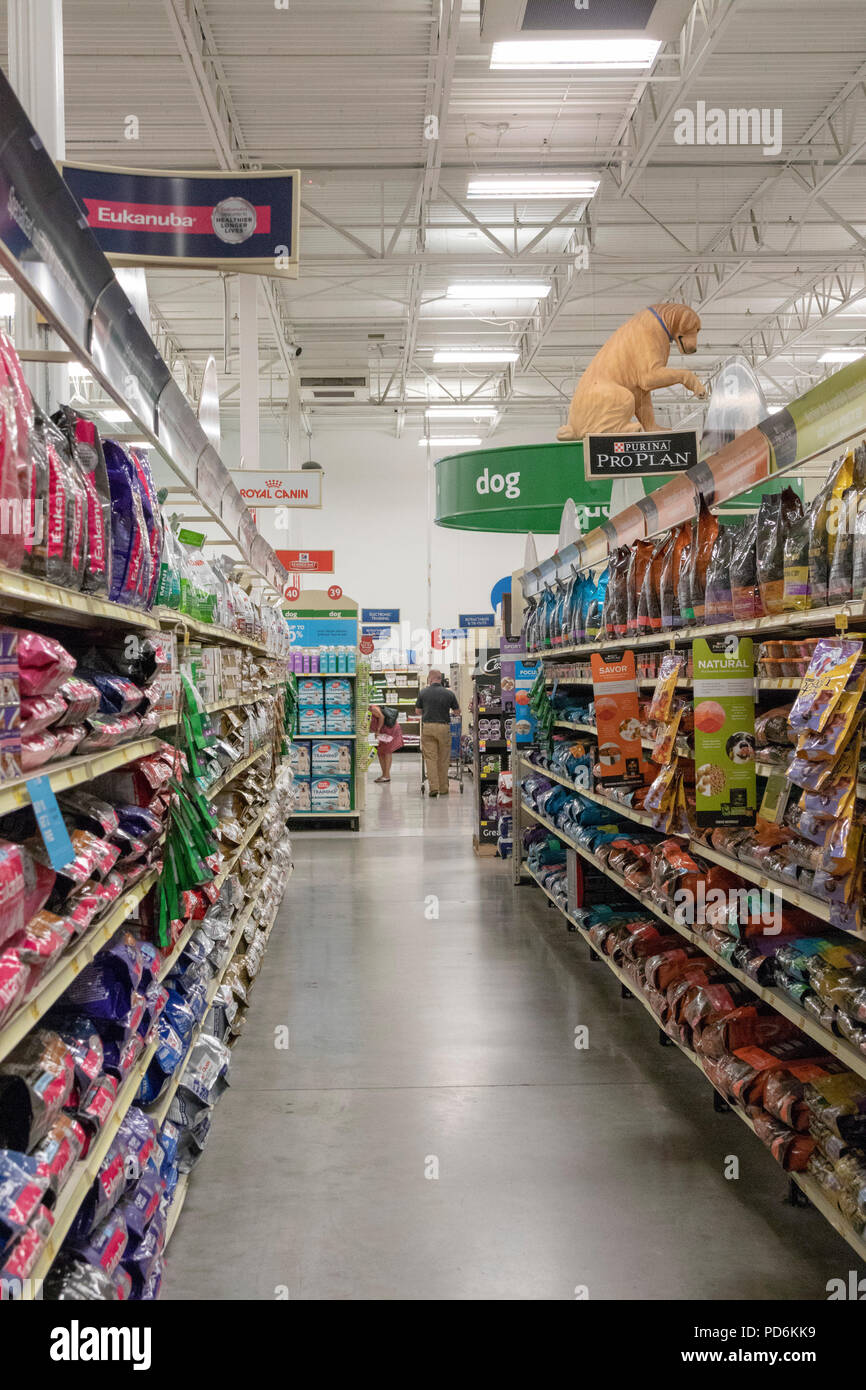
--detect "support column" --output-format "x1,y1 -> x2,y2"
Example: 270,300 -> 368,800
238,275 -> 260,472
8,0 -> 68,408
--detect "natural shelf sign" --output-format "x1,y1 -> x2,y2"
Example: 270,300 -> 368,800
59,163 -> 300,275
583,429 -> 699,480
693,637 -> 756,827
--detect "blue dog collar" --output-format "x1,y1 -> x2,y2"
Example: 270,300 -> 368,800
648,305 -> 675,343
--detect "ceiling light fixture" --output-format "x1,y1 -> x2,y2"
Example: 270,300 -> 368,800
446,282 -> 551,300
819,350 -> 864,363
490,38 -> 661,70
433,350 -> 519,364
0,293 -> 15,319
467,176 -> 600,201
418,437 -> 483,448
100,407 -> 132,422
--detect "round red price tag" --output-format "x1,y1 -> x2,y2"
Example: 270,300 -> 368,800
359,636 -> 374,655
284,585 -> 300,601
328,584 -> 343,600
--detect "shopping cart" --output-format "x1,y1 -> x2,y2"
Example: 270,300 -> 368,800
420,713 -> 464,794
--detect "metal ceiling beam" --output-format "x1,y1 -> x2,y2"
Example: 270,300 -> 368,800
670,58 -> 866,312
393,0 -> 463,433
161,0 -> 309,435
609,0 -> 745,197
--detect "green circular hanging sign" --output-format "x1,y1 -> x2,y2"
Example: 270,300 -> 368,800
433,441 -> 667,534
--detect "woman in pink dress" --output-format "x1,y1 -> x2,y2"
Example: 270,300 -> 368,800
369,703 -> 404,783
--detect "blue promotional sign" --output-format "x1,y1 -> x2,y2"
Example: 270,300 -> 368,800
362,625 -> 392,640
514,659 -> 540,744
60,163 -> 300,276
361,608 -> 400,624
28,776 -> 75,871
459,613 -> 495,629
441,628 -> 468,639
284,618 -> 358,648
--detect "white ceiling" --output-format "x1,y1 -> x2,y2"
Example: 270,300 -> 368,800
3,0 -> 866,444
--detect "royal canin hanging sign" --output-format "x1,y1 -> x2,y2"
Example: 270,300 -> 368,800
229,471 -> 322,508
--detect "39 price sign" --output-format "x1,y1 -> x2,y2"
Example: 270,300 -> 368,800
328,584 -> 343,600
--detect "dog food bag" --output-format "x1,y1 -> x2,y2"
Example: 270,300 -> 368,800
828,484 -> 861,606
756,487 -> 804,615
782,510 -> 812,611
0,332 -> 32,573
676,521 -> 695,625
602,547 -> 630,639
51,407 -> 113,598
687,497 -> 720,626
637,533 -> 670,633
128,448 -> 163,609
16,630 -> 76,698
0,1029 -> 76,1149
730,516 -> 762,621
584,567 -> 608,643
703,524 -> 735,624
626,539 -> 655,636
658,522 -> 689,631
19,692 -> 65,736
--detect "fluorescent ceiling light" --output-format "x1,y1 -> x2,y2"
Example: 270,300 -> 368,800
425,406 -> 499,418
68,363 -> 91,379
419,437 -> 482,447
467,176 -> 599,200
433,350 -> 519,363
819,350 -> 864,363
100,407 -> 132,422
122,439 -> 151,448
0,293 -> 15,318
490,39 -> 660,70
446,282 -> 551,300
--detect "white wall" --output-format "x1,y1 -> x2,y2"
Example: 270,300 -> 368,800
222,420 -> 560,636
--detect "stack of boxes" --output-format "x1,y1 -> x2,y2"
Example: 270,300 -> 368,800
291,675 -> 356,812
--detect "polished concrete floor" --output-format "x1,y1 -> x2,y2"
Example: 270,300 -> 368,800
163,757 -> 860,1300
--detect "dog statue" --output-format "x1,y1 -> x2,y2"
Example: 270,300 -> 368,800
556,302 -> 706,440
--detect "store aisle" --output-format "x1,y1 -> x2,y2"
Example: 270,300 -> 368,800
163,758 -> 856,1301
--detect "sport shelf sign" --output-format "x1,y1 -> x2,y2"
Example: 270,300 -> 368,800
230,471 -> 322,507
583,430 -> 699,480
59,163 -> 300,276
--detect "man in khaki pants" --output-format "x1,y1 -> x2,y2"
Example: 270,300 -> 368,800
415,670 -> 459,798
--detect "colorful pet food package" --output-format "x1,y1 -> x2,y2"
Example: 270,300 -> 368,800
788,637 -> 864,736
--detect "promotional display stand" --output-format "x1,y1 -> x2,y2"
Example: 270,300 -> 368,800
284,590 -> 365,830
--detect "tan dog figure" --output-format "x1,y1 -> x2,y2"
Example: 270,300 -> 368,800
556,302 -> 706,440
